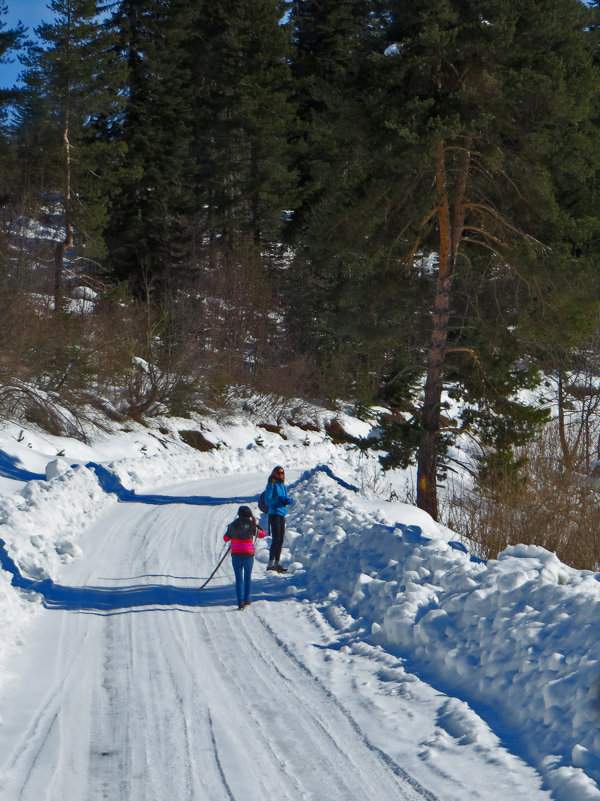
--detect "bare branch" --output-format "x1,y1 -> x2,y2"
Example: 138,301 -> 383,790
465,202 -> 549,247
445,346 -> 484,370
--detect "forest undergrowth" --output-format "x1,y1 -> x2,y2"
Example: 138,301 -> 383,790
2,260 -> 600,572
444,425 -> 600,571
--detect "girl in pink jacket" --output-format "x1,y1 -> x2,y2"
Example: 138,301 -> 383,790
224,505 -> 266,609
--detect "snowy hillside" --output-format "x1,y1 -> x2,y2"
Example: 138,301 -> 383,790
0,410 -> 599,800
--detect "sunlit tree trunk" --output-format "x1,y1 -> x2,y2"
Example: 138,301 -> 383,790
417,136 -> 471,519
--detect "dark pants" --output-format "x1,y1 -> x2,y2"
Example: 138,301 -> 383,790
231,555 -> 254,605
268,514 -> 285,563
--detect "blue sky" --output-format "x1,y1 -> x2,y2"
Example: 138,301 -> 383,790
0,0 -> 50,87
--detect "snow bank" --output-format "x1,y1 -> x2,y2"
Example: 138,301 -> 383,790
103,421 -> 368,495
288,468 -> 600,799
0,464 -> 116,693
0,465 -> 115,582
0,415 -> 378,695
2,411 -> 600,797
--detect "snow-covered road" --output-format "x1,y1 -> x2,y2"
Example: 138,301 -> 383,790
0,473 -> 553,801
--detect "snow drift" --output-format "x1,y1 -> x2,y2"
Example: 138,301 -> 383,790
288,467 -> 600,801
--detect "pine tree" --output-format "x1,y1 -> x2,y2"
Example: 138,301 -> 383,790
105,0 -> 196,293
0,1 -> 25,119
18,0 -> 125,309
287,0 -> 398,395
0,3 -> 25,203
373,0 -> 600,517
189,0 -> 295,264
174,0 -> 297,381
289,0 -> 600,517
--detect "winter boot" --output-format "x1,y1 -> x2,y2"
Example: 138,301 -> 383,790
274,562 -> 288,573
267,560 -> 276,571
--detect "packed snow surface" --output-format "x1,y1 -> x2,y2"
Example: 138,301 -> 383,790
0,412 -> 598,800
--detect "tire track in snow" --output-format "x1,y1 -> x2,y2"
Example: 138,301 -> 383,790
1,474 -> 441,801
191,600 -> 427,801
254,613 -> 441,801
88,609 -> 134,799
142,613 -> 219,799
1,607 -> 98,800
220,611 -> 365,795
83,505 -> 225,801
207,710 -> 237,801
182,610 -> 302,801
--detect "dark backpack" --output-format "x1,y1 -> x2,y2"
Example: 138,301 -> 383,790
228,517 -> 255,540
258,491 -> 268,515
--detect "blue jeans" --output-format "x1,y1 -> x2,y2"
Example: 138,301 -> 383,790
231,555 -> 254,605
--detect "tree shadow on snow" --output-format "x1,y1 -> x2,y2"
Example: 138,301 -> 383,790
86,462 -> 259,507
0,450 -> 45,482
0,538 -> 293,615
0,452 -> 259,507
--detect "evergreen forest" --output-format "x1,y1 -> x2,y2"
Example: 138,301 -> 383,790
2,0 -> 600,555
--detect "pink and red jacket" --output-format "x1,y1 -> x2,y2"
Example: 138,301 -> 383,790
224,518 -> 266,556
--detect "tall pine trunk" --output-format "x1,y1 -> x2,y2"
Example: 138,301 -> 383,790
54,115 -> 73,313
54,17 -> 73,314
416,136 -> 471,519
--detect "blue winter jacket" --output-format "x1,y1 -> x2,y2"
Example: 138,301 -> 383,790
265,480 -> 289,517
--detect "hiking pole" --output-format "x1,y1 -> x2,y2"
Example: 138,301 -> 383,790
197,543 -> 231,592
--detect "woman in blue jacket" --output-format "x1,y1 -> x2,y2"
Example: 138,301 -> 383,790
264,465 -> 293,572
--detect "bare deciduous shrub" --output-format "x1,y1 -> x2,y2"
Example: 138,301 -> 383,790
0,282 -> 203,428
254,354 -> 322,403
444,425 -> 600,570
188,249 -> 279,386
0,383 -> 89,440
356,460 -> 394,500
228,389 -> 318,426
85,291 -> 204,420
